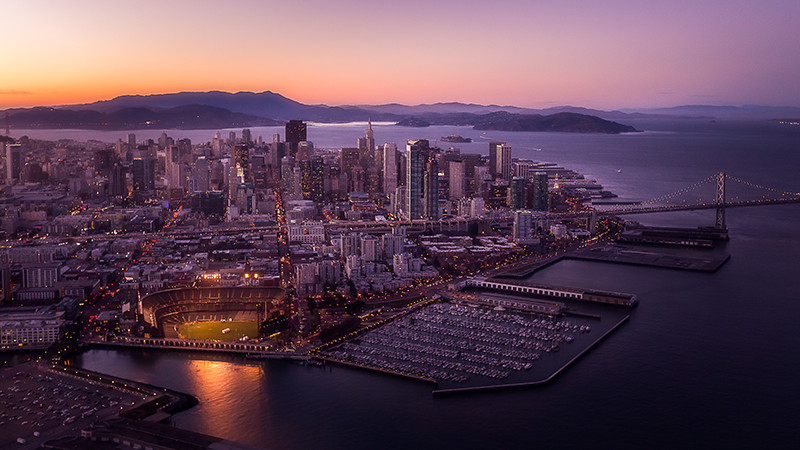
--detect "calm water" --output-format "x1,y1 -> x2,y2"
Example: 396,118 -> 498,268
65,121 -> 800,449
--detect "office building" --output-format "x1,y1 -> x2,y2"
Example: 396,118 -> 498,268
498,144 -> 512,181
300,157 -> 324,203
509,176 -> 527,210
488,142 -> 503,179
285,120 -> 307,157
383,143 -> 397,196
5,143 -> 22,183
358,119 -> 376,168
109,163 -> 127,197
449,160 -> 464,199
424,158 -> 440,220
132,157 -> 155,192
233,144 -> 250,182
405,139 -> 429,220
532,171 -> 549,211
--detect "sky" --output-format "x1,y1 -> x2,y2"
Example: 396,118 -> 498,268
2,0 -> 799,110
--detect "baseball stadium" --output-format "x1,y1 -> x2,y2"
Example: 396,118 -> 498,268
139,287 -> 288,341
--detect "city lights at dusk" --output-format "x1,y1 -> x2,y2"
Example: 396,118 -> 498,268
1,2 -> 799,449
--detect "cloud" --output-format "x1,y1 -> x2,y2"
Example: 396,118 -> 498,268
0,90 -> 33,95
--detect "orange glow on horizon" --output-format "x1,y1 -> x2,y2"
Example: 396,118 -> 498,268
1,1 -> 799,110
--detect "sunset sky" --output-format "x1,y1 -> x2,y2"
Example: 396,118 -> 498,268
3,0 -> 799,110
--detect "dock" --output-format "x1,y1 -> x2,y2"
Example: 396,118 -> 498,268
432,314 -> 630,395
568,243 -> 730,272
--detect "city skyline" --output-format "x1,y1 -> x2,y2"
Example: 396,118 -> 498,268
3,1 -> 800,110
2,2 -> 800,448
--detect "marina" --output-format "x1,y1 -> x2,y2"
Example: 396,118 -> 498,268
321,301 -> 631,391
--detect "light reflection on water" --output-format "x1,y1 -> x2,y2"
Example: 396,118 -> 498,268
182,359 -> 266,438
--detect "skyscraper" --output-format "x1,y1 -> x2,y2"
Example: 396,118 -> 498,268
449,160 -> 464,199
285,120 -> 307,143
177,138 -> 193,164
285,120 -> 307,157
424,158 -> 440,220
532,172 -> 549,211
340,147 -> 361,193
281,156 -> 296,196
488,142 -> 503,179
498,144 -> 512,181
509,176 -> 527,210
456,153 -> 478,195
193,157 -> 210,192
233,144 -> 250,182
165,145 -> 182,190
250,155 -> 267,189
296,141 -> 313,161
383,143 -> 397,196
269,137 -> 285,183
405,139 -> 429,220
300,157 -> 324,203
93,149 -> 114,177
109,162 -> 127,197
132,157 -> 155,192
5,143 -> 22,183
357,119 -> 376,168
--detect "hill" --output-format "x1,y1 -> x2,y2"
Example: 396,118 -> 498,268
6,105 -> 280,130
10,90 -> 795,132
472,112 -> 638,133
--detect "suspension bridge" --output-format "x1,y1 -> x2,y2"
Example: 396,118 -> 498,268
562,172 -> 800,231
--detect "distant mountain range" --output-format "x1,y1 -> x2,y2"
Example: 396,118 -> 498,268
3,90 -> 798,132
3,104 -> 280,130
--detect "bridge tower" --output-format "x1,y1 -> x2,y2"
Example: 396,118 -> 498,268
715,172 -> 726,230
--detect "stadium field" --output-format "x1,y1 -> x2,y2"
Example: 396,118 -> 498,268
176,320 -> 259,341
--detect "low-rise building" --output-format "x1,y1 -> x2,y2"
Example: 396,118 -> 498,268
0,307 -> 64,350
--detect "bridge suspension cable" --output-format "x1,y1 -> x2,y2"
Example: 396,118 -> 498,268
724,174 -> 799,197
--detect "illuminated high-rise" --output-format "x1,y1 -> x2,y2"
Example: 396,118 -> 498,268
281,156 -> 296,195
424,158 -> 440,220
233,144 -> 250,182
300,157 -> 324,203
509,176 -> 527,210
358,119 -> 376,168
285,120 -> 307,157
5,143 -> 22,183
297,141 -> 313,161
448,160 -> 464,199
405,139 -> 429,220
532,171 -> 549,211
498,144 -> 512,181
109,162 -> 127,197
383,143 -> 397,196
488,141 -> 503,179
132,157 -> 155,192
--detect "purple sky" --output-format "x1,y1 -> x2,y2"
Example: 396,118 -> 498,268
2,0 -> 799,109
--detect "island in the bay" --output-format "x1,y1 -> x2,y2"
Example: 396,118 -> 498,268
440,135 -> 473,143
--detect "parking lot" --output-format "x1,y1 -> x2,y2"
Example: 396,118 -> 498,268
0,363 -> 158,448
